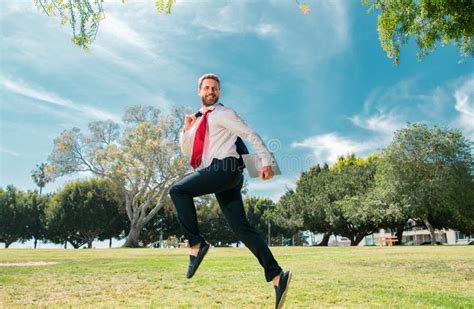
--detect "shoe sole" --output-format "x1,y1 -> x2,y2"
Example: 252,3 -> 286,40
186,244 -> 210,279
277,271 -> 292,309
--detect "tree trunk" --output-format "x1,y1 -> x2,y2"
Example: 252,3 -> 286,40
34,238 -> 38,249
395,225 -> 404,245
109,238 -> 112,248
71,242 -> 80,249
64,241 -> 67,249
87,240 -> 93,248
354,234 -> 365,246
123,223 -> 143,248
317,231 -> 331,246
423,217 -> 437,245
4,236 -> 16,248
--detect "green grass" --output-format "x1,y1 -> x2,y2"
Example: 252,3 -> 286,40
0,246 -> 473,308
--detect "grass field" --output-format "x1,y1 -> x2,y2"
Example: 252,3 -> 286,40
0,246 -> 473,308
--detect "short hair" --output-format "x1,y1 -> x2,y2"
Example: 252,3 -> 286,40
198,73 -> 220,89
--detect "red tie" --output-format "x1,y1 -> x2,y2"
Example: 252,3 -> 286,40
190,109 -> 213,169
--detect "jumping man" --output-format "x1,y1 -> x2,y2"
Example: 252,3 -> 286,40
169,73 -> 291,308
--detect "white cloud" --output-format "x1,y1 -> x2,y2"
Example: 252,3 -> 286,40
416,86 -> 451,120
321,0 -> 349,48
1,77 -> 120,122
100,13 -> 155,57
1,1 -> 36,14
93,44 -> 141,72
255,23 -> 279,37
178,1 -> 351,71
351,111 -> 404,137
247,176 -> 296,202
453,76 -> 474,139
292,133 -> 378,164
292,75 -> 474,165
268,0 -> 351,67
0,147 -> 20,157
189,2 -> 256,35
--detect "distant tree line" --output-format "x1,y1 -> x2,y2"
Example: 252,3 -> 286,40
0,179 -> 126,249
1,106 -> 472,249
273,123 -> 474,246
0,179 -> 299,248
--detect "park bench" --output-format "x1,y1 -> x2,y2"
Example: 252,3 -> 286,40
377,235 -> 398,246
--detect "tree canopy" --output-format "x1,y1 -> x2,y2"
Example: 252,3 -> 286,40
376,123 -> 474,243
274,155 -> 386,246
0,186 -> 49,248
47,105 -> 189,247
363,0 -> 474,64
31,163 -> 53,194
47,178 -> 126,248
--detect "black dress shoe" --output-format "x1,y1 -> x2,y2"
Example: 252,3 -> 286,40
274,270 -> 292,309
186,242 -> 210,279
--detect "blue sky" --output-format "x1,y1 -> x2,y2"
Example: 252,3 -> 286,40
1,0 -> 473,202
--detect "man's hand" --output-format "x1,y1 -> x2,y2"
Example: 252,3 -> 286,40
259,165 -> 274,180
184,114 -> 197,132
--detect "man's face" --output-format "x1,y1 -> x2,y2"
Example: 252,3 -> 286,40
198,78 -> 220,106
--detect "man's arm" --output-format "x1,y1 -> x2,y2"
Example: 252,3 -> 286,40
179,114 -> 197,156
217,108 -> 274,179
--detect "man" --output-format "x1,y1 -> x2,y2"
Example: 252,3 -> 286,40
169,73 -> 291,308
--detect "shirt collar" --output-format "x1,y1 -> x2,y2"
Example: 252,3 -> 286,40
200,102 -> 222,114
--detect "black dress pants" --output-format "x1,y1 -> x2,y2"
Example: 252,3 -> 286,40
169,157 -> 282,282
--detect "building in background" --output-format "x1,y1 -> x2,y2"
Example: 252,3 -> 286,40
364,221 -> 473,246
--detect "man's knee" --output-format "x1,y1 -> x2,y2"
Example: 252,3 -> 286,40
169,184 -> 184,198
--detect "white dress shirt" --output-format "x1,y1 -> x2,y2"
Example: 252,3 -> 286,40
179,103 -> 273,169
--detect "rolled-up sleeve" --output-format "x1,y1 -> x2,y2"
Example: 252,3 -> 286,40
217,109 -> 273,167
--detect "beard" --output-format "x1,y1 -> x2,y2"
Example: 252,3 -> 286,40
201,94 -> 219,106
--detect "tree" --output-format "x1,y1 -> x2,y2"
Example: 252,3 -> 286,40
243,197 -> 274,239
0,185 -> 23,248
47,178 -> 127,248
137,196 -> 182,247
197,199 -> 238,247
326,154 -> 385,246
136,216 -> 164,248
292,163 -> 334,245
277,155 -> 387,246
31,163 -> 53,194
242,196 -> 292,246
0,186 -> 51,248
34,0 -> 104,50
22,191 -> 50,248
273,190 -> 303,236
0,186 -> 29,248
48,106 -> 189,247
363,0 -> 474,64
239,196 -> 298,245
377,123 -> 474,244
